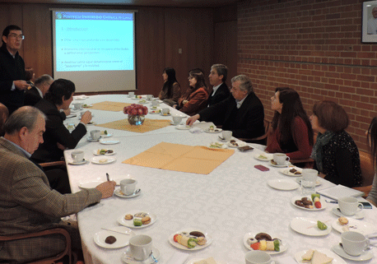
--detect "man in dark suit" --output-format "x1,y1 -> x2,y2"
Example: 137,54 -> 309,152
0,106 -> 115,263
0,25 -> 29,114
187,75 -> 265,140
24,74 -> 53,106
31,79 -> 92,163
207,64 -> 230,107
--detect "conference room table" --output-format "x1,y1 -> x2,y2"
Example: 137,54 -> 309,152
64,95 -> 377,264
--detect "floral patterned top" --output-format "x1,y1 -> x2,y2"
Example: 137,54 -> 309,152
314,130 -> 362,187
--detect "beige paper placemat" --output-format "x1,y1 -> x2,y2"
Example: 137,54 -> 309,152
89,101 -> 131,112
97,118 -> 171,133
122,142 -> 234,174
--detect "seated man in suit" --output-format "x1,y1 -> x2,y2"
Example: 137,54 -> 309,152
24,74 -> 53,106
31,79 -> 92,163
207,64 -> 230,107
187,75 -> 265,140
0,106 -> 115,263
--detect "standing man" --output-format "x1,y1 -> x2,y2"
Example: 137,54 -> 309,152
24,74 -> 54,106
0,25 -> 28,114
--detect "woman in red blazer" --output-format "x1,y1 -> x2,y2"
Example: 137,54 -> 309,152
174,69 -> 209,116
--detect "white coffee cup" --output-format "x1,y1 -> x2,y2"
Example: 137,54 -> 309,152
338,197 -> 364,216
71,150 -> 84,162
222,130 -> 233,141
341,231 -> 369,256
273,153 -> 290,165
172,115 -> 183,125
162,108 -> 170,115
90,130 -> 101,141
120,179 -> 137,196
146,94 -> 153,100
245,251 -> 272,264
151,99 -> 159,107
128,92 -> 135,98
73,102 -> 82,110
129,235 -> 152,261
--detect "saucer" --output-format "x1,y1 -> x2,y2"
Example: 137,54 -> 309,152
121,247 -> 160,264
87,136 -> 100,142
331,244 -> 373,261
114,189 -> 141,199
176,125 -> 190,130
160,113 -> 171,116
269,160 -> 290,168
91,156 -> 116,165
68,159 -> 87,165
331,207 -> 365,219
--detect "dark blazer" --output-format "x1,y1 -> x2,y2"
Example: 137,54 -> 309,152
199,92 -> 265,139
31,99 -> 87,162
0,43 -> 25,114
24,86 -> 42,106
207,83 -> 230,107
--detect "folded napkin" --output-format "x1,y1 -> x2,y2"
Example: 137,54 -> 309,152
166,252 -> 189,264
190,127 -> 203,134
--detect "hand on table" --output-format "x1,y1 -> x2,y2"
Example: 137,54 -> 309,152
186,114 -> 200,126
96,181 -> 116,199
182,100 -> 188,105
173,104 -> 177,109
14,80 -> 29,91
80,111 -> 92,124
319,172 -> 326,178
56,142 -> 66,150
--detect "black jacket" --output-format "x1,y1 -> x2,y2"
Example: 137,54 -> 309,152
31,99 -> 87,162
0,43 -> 25,114
207,83 -> 230,107
199,92 -> 265,139
24,86 -> 42,106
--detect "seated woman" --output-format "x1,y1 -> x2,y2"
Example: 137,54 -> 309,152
159,67 -> 181,106
174,69 -> 209,116
265,87 -> 313,160
367,117 -> 377,206
310,101 -> 362,188
31,79 -> 92,163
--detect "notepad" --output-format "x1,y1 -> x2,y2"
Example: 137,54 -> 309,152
317,184 -> 364,200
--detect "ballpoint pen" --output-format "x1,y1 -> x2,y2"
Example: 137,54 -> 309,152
106,173 -> 110,181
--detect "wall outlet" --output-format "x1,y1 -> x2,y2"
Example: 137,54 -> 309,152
178,48 -> 182,54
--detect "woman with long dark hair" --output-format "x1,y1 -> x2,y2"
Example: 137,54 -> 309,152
266,87 -> 313,160
158,67 -> 181,105
310,101 -> 362,187
367,117 -> 377,206
174,69 -> 209,116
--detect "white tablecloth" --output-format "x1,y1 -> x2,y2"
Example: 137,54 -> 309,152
64,95 -> 377,264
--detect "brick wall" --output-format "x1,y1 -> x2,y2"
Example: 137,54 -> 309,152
237,0 -> 376,151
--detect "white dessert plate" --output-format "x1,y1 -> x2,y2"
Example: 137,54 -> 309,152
91,156 -> 116,165
331,244 -> 373,261
67,159 -> 88,165
331,207 -> 365,220
290,217 -> 332,236
150,110 -> 161,114
168,228 -> 213,251
93,149 -> 116,156
117,210 -> 157,229
208,142 -> 227,149
268,179 -> 299,191
291,195 -> 326,211
99,138 -> 120,145
93,226 -> 134,249
114,189 -> 141,199
227,141 -> 247,148
186,258 -> 225,264
82,104 -> 93,108
279,167 -> 303,177
254,153 -> 273,162
121,247 -> 160,264
204,128 -> 222,133
294,248 -> 346,264
331,218 -> 377,235
101,133 -> 112,138
73,95 -> 88,100
160,113 -> 171,116
243,232 -> 288,255
176,125 -> 191,130
138,100 -> 148,104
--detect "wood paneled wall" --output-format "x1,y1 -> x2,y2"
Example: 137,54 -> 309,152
0,3 -> 235,96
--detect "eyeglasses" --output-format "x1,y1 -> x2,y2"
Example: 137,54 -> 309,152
8,33 -> 25,40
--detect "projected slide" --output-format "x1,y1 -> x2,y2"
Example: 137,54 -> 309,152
54,11 -> 134,72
